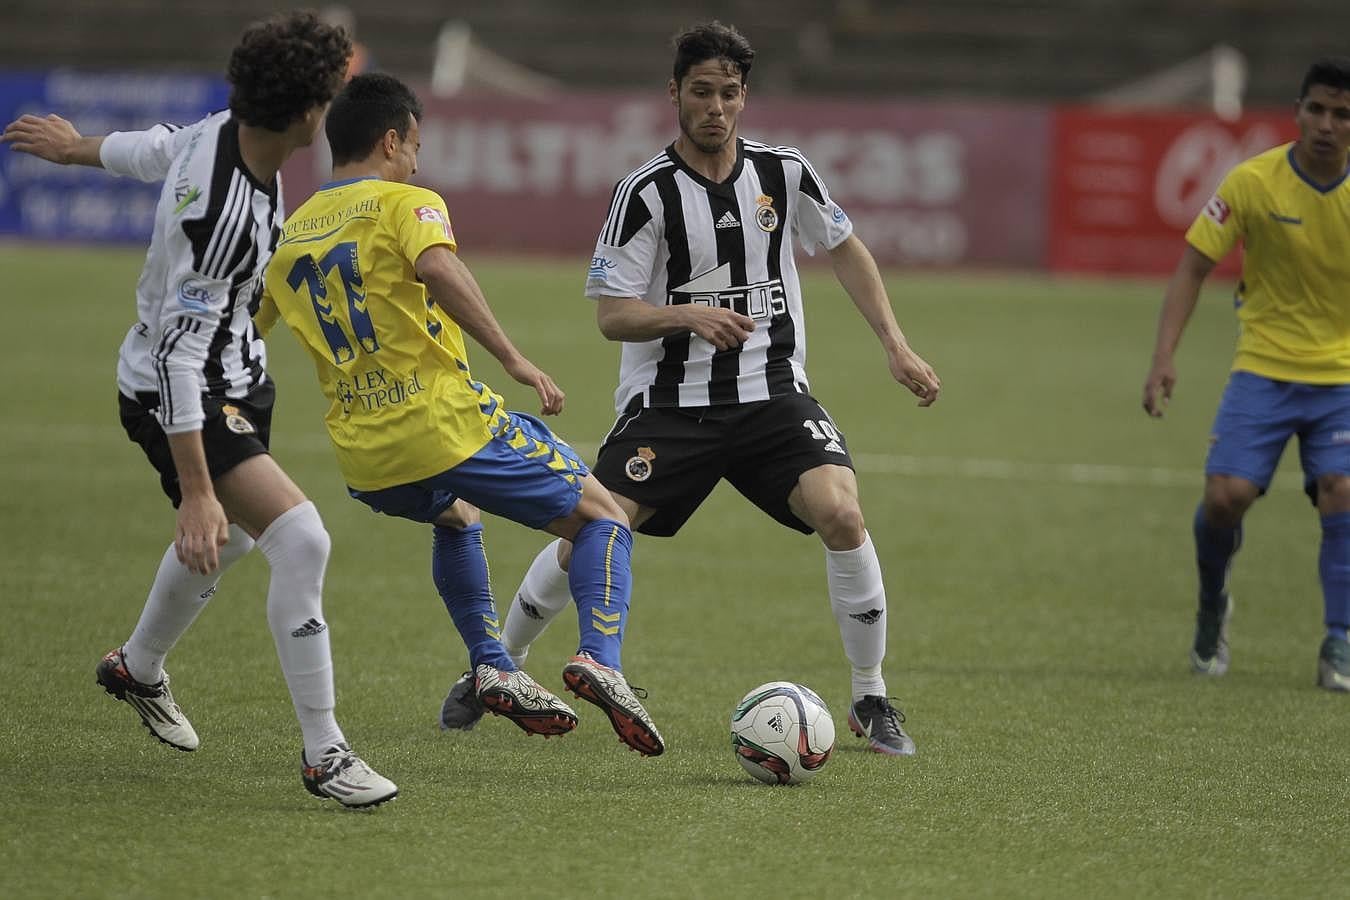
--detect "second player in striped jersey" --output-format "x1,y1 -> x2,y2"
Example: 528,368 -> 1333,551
473,22 -> 941,757
2,11 -> 397,807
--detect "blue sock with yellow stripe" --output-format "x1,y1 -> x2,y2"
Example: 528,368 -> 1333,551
568,519 -> 632,670
432,523 -> 514,671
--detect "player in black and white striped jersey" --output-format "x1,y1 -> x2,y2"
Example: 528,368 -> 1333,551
450,22 -> 941,757
2,11 -> 395,806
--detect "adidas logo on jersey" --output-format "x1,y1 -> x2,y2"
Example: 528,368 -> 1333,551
714,211 -> 740,229
823,439 -> 844,454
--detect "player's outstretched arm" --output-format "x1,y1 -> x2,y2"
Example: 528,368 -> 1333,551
1,113 -> 105,166
415,245 -> 564,415
1143,245 -> 1216,418
595,296 -> 754,351
827,233 -> 940,407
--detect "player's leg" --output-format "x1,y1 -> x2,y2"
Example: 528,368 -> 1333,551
119,525 -> 255,685
787,464 -> 913,756
501,538 -> 576,667
427,499 -> 578,736
1190,474 -> 1259,674
1194,372 -> 1293,675
541,478 -> 641,670
428,500 -> 514,670
346,475 -> 576,737
218,452 -> 396,807
446,410 -> 674,754
727,394 -> 913,756
1299,383 -> 1350,691
500,403 -> 714,666
97,392 -> 256,751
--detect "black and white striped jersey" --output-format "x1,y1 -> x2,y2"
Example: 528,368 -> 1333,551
585,137 -> 853,413
102,111 -> 279,433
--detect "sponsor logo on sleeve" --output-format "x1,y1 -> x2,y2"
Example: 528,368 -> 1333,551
588,255 -> 617,281
413,205 -> 454,241
177,277 -> 214,312
1203,195 -> 1231,225
830,202 -> 847,224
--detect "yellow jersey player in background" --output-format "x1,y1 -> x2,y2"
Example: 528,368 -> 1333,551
1142,56 -> 1350,691
259,73 -> 664,755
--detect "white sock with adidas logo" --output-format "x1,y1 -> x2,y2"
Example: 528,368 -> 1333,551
825,532 -> 889,701
257,501 -> 344,762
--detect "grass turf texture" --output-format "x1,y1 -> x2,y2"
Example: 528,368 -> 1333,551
1,245 -> 1346,898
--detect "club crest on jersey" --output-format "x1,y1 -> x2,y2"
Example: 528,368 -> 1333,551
755,203 -> 779,233
1203,195 -> 1231,225
625,446 -> 655,482
414,205 -> 454,241
221,404 -> 256,435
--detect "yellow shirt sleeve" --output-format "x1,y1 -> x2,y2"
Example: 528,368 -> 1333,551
254,286 -> 279,338
1184,167 -> 1247,264
393,188 -> 458,266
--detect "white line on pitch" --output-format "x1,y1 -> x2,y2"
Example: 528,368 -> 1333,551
5,421 -> 1259,490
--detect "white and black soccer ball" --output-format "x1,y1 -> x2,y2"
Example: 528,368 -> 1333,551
730,681 -> 835,785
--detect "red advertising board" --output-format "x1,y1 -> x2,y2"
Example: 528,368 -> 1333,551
1048,107 -> 1298,276
282,90 -> 1051,268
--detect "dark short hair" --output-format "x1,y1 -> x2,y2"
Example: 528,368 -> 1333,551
227,10 -> 351,131
672,21 -> 754,86
325,73 -> 423,166
1299,56 -> 1350,99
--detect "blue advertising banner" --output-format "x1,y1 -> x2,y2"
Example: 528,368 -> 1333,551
0,70 -> 227,242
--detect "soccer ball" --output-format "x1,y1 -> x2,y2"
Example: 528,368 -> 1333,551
730,681 -> 835,785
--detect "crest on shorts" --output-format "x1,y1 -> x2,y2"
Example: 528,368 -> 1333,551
222,404 -> 256,435
625,446 -> 655,482
755,195 -> 779,233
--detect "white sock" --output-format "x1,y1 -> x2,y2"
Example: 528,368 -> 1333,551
501,539 -> 572,666
256,501 -> 345,762
123,525 -> 255,684
825,532 -> 889,701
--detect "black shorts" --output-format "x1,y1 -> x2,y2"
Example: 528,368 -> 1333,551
118,380 -> 275,507
592,393 -> 855,537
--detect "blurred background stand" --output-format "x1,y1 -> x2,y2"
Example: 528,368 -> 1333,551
1092,44 -> 1249,121
431,20 -> 561,99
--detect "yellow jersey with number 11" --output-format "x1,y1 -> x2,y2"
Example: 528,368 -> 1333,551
258,176 -> 506,491
1185,143 -> 1350,384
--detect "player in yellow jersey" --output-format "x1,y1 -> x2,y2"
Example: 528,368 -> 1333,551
259,73 -> 663,754
1143,57 -> 1350,691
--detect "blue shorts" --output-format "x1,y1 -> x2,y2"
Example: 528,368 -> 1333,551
349,412 -> 589,529
1206,371 -> 1350,500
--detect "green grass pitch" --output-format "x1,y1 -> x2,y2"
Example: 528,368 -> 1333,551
1,244 -> 1346,898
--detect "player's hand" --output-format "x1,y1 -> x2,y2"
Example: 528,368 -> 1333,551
504,357 -> 565,415
0,113 -> 84,163
684,306 -> 755,351
1143,359 -> 1176,417
174,492 -> 230,576
888,346 -> 941,407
